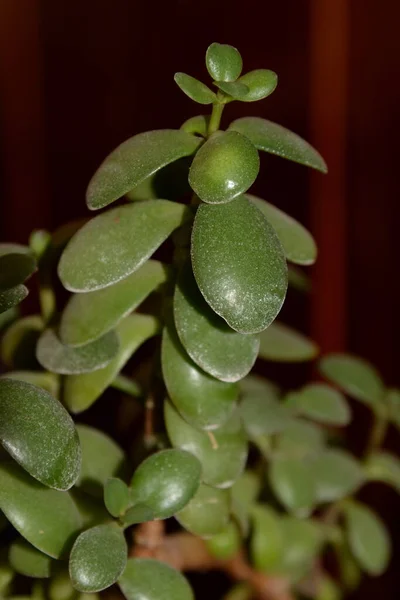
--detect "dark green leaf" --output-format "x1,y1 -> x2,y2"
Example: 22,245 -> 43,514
165,400 -> 248,488
269,456 -> 315,516
287,383 -> 350,425
250,505 -> 283,572
386,388 -> 400,429
229,117 -> 327,173
0,305 -> 19,331
192,196 -> 287,334
0,371 -> 59,397
280,517 -> 322,580
9,539 -> 53,578
180,115 -> 209,137
1,315 -> 43,368
0,285 -> 28,315
86,130 -> 201,210
119,558 -> 194,600
0,461 -> 82,558
174,73 -> 216,104
214,81 -> 249,100
0,379 -> 81,490
365,451 -> 400,494
236,70 -> 277,102
122,503 -> 154,526
70,488 -> 110,528
104,478 -> 130,517
276,419 -> 325,458
130,449 -> 201,519
247,194 -> 317,265
69,523 -> 127,592
310,450 -> 364,503
206,521 -> 241,559
0,244 -> 36,291
189,131 -> 259,204
259,321 -> 318,362
174,262 -> 259,382
176,483 -> 230,537
206,43 -> 243,82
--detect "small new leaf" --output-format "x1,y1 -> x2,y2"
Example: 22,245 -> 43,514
174,73 -> 216,104
104,478 -> 130,517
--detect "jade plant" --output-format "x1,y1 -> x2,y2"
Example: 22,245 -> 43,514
0,42 -> 399,600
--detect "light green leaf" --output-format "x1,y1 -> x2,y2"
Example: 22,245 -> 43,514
214,81 -> 249,100
259,321 -> 318,362
229,117 -> 327,173
48,569 -> 76,600
247,194 -> 317,265
1,315 -> 43,368
276,419 -> 325,458
174,262 -> 259,382
86,130 -> 201,210
236,70 -> 277,102
9,538 -> 53,578
206,43 -> 243,82
0,371 -> 59,397
231,471 -> 261,536
206,521 -> 241,559
104,478 -> 130,517
192,196 -> 287,334
174,73 -> 216,104
269,456 -> 315,516
240,394 -> 293,438
280,517 -> 322,580
122,503 -> 154,527
189,131 -> 259,204
60,260 -> 168,346
250,505 -> 283,572
287,383 -> 350,425
240,374 -> 280,397
365,451 -> 400,494
119,558 -> 194,600
310,450 -> 364,503
180,115 -> 209,137
0,285 -> 28,315
0,379 -> 81,490
176,483 -> 230,537
0,244 -> 36,291
317,575 -> 342,600
64,314 -> 159,413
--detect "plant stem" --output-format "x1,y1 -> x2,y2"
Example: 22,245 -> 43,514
208,100 -> 224,136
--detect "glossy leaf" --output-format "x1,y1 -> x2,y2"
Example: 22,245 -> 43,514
276,419 -> 325,458
104,478 -> 130,517
229,117 -> 327,173
122,503 -> 154,526
176,483 -> 230,537
310,450 -> 364,503
206,43 -> 243,82
58,201 -> 189,292
70,523 -> 127,592
319,353 -> 385,407
0,371 -> 59,397
119,558 -> 194,600
189,131 -> 259,204
206,521 -> 241,559
180,115 -> 209,137
0,461 -> 82,558
0,285 -> 28,315
259,321 -> 318,362
130,449 -> 201,519
0,378 -> 81,490
161,323 -> 238,430
64,314 -> 159,413
240,393 -> 293,438
288,383 -> 350,425
192,196 -> 287,333
250,505 -> 283,572
0,244 -> 36,290
236,69 -> 278,102
365,451 -> 400,494
9,539 -> 52,578
214,81 -> 249,100
165,400 -> 248,488
344,501 -> 390,575
1,315 -> 43,368
86,130 -> 201,209
280,517 -> 322,580
60,260 -> 168,346
387,388 -> 400,430
174,263 -> 259,382
269,456 -> 315,516
247,194 -> 317,265
174,73 -> 216,104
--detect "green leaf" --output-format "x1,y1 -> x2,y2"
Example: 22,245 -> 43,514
189,131 -> 259,204
365,451 -> 400,494
310,450 -> 364,503
247,194 -> 317,265
122,503 -> 154,526
0,379 -> 81,490
236,70 -> 278,102
206,43 -> 243,82
386,388 -> 400,429
48,569 -> 76,600
192,196 -> 287,334
231,471 -> 261,536
174,262 -> 259,382
104,478 -> 130,517
70,523 -> 127,592
1,315 -> 43,368
287,383 -> 350,425
206,521 -> 241,559
58,201 -> 189,292
119,558 -> 194,600
60,260 -> 169,346
269,456 -> 315,516
0,285 -> 28,315
162,323 -> 238,430
0,305 -> 19,331
130,449 -> 201,519
240,374 -> 280,397
0,371 -> 59,397
317,575 -> 342,600
240,393 -> 293,438
229,117 -> 327,173
0,244 -> 36,290
176,483 -> 230,537
180,115 -> 209,137
70,488 -> 110,528
214,81 -> 249,100
9,538 -> 53,578
276,419 -> 325,458
174,73 -> 216,104
259,321 -> 318,362
36,328 -> 119,374
0,562 -> 14,595
165,400 -> 248,488
279,517 -> 322,580
86,130 -> 201,210
0,461 -> 82,558
344,501 -> 390,575
64,314 -> 159,413
319,353 -> 385,408
126,158 -> 191,202
250,505 -> 283,572
76,425 -> 126,498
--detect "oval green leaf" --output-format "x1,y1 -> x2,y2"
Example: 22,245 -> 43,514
86,130 -> 201,210
214,81 -> 249,100
122,503 -> 154,527
310,450 -> 364,503
174,262 -> 259,382
189,131 -> 259,204
206,521 -> 241,560
165,400 -> 248,488
104,478 -> 130,517
236,69 -> 277,102
0,285 -> 28,315
259,321 -> 319,362
174,73 -> 216,104
176,483 -> 230,537
280,517 -> 322,580
191,196 -> 287,333
0,371 -> 60,397
0,244 -> 36,291
240,392 -> 293,438
250,505 -> 283,572
70,523 -> 127,592
231,470 -> 261,536
269,456 -> 315,516
365,451 -> 400,494
130,449 -> 201,519
119,558 -> 194,600
0,379 -> 81,490
0,461 -> 82,558
276,419 -> 325,459
9,538 -> 53,578
58,201 -> 189,292
288,383 -> 350,425
229,117 -> 327,173
206,43 -> 243,82
180,115 -> 209,137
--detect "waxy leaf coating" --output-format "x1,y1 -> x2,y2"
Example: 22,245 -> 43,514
0,244 -> 36,291
236,69 -> 278,102
119,558 -> 194,600
191,196 -> 287,333
206,43 -> 243,82
9,538 -> 53,578
130,449 -> 201,519
176,483 -> 230,537
86,130 -> 201,210
259,321 -> 318,362
0,379 -> 81,490
189,131 -> 259,204
174,73 -> 216,104
69,523 -> 127,592
58,201 -> 189,292
0,285 -> 28,315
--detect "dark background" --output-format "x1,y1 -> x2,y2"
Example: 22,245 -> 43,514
0,1 -> 399,597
